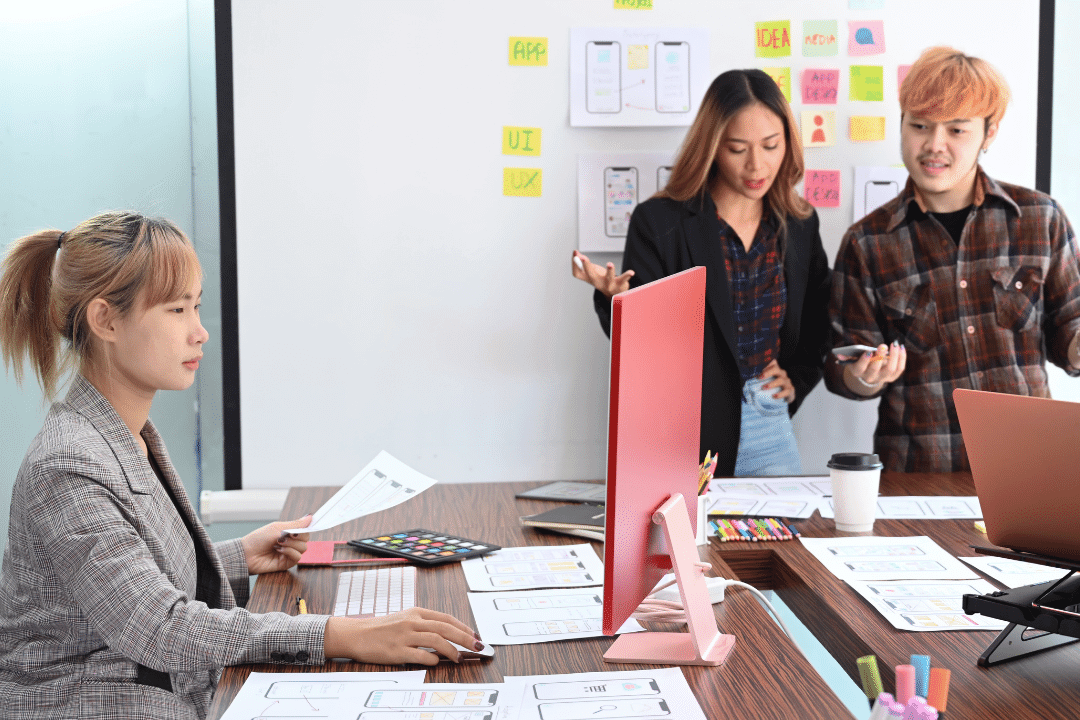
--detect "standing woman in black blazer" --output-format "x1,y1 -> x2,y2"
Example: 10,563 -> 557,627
573,69 -> 830,477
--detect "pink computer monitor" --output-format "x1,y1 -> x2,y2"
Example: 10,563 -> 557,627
602,266 -> 705,636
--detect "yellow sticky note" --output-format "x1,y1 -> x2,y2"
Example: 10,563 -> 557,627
503,168 -> 542,197
509,37 -> 548,66
503,126 -> 541,156
628,44 -> 649,70
762,67 -> 791,103
755,21 -> 792,58
850,116 -> 886,141
614,0 -> 653,7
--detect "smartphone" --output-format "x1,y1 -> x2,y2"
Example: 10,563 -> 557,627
586,41 -> 621,113
604,166 -> 637,237
865,180 -> 899,215
655,41 -> 690,113
533,679 -> 660,700
657,166 -> 672,191
831,344 -> 878,363
538,699 -> 670,720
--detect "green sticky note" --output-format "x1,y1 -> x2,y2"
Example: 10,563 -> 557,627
850,65 -> 884,101
802,19 -> 838,57
762,67 -> 791,102
614,0 -> 653,7
755,21 -> 792,58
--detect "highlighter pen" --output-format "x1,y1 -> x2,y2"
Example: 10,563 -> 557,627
857,655 -> 885,706
895,664 -> 916,705
869,692 -> 895,720
296,596 -> 308,615
910,654 -> 931,699
927,668 -> 950,715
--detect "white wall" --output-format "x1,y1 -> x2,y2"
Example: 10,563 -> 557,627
230,0 -> 1042,487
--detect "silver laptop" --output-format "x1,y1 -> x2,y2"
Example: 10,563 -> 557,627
955,388 -> 1080,563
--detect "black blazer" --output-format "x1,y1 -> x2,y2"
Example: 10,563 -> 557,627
593,194 -> 831,476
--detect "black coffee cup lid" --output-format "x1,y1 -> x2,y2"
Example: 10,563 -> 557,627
827,452 -> 883,471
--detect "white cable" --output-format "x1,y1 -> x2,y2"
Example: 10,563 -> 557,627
631,574 -> 809,662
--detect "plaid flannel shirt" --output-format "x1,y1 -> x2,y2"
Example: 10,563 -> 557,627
718,214 -> 786,381
826,169 -> 1080,472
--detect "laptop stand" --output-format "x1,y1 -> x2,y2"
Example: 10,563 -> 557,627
962,546 -> 1080,666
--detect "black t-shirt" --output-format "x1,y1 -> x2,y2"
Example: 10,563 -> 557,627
929,205 -> 973,243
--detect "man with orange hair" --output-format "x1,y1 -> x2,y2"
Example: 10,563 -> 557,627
826,46 -> 1080,472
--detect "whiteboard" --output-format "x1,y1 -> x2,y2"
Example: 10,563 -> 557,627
226,0 -> 1042,488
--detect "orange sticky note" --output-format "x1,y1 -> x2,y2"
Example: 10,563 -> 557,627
850,116 -> 886,141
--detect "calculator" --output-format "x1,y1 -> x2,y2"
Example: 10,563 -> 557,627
347,529 -> 502,566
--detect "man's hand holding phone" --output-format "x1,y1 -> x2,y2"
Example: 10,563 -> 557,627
834,341 -> 907,396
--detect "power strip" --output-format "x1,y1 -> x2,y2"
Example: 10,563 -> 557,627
651,574 -> 727,604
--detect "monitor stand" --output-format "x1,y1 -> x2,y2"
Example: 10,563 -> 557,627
604,493 -> 736,666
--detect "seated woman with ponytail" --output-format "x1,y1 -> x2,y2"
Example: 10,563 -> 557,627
0,212 -> 480,720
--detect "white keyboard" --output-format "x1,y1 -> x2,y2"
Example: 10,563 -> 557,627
334,565 -> 416,617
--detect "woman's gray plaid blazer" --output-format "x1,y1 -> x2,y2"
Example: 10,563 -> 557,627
0,376 -> 328,719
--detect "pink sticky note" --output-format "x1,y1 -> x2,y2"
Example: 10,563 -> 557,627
898,64 -> 912,95
804,170 -> 840,208
801,68 -> 839,104
848,20 -> 885,56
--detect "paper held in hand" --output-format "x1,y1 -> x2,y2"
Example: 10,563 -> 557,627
285,451 -> 437,535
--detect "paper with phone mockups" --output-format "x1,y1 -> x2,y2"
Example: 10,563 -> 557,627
818,496 -> 982,520
705,493 -> 819,519
800,536 -> 978,581
217,671 -> 426,720
467,587 -> 643,645
506,668 -> 707,720
461,544 -> 605,591
287,451 -> 437,535
960,555 -> 1068,588
708,476 -> 832,496
845,578 -> 1007,632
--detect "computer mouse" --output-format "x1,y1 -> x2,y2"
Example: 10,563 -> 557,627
420,640 -> 495,661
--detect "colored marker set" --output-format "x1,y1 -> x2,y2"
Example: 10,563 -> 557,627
858,653 -> 951,719
709,517 -> 800,542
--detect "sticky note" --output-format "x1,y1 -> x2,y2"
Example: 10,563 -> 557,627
898,64 -> 912,95
755,21 -> 792,58
762,67 -> 791,102
850,116 -> 886,141
802,69 -> 839,104
503,168 -> 542,197
628,44 -> 649,70
509,37 -> 548,66
805,170 -> 840,207
801,110 -> 836,147
502,126 -> 541,156
850,65 -> 884,101
802,20 -> 838,57
848,21 -> 885,56
614,0 -> 653,7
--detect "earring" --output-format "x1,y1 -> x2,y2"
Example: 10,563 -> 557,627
981,148 -> 988,155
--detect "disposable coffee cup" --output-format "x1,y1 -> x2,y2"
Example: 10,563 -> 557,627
827,452 -> 883,532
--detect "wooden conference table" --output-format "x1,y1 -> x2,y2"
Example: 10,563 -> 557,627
208,474 -> 1078,719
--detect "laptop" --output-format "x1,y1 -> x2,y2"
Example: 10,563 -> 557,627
954,388 -> 1080,563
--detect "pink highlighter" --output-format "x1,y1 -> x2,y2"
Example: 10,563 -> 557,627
895,664 -> 917,704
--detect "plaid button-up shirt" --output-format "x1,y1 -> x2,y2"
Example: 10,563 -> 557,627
718,214 -> 786,382
826,169 -> 1080,472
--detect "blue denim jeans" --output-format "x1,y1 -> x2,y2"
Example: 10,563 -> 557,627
732,376 -> 803,477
